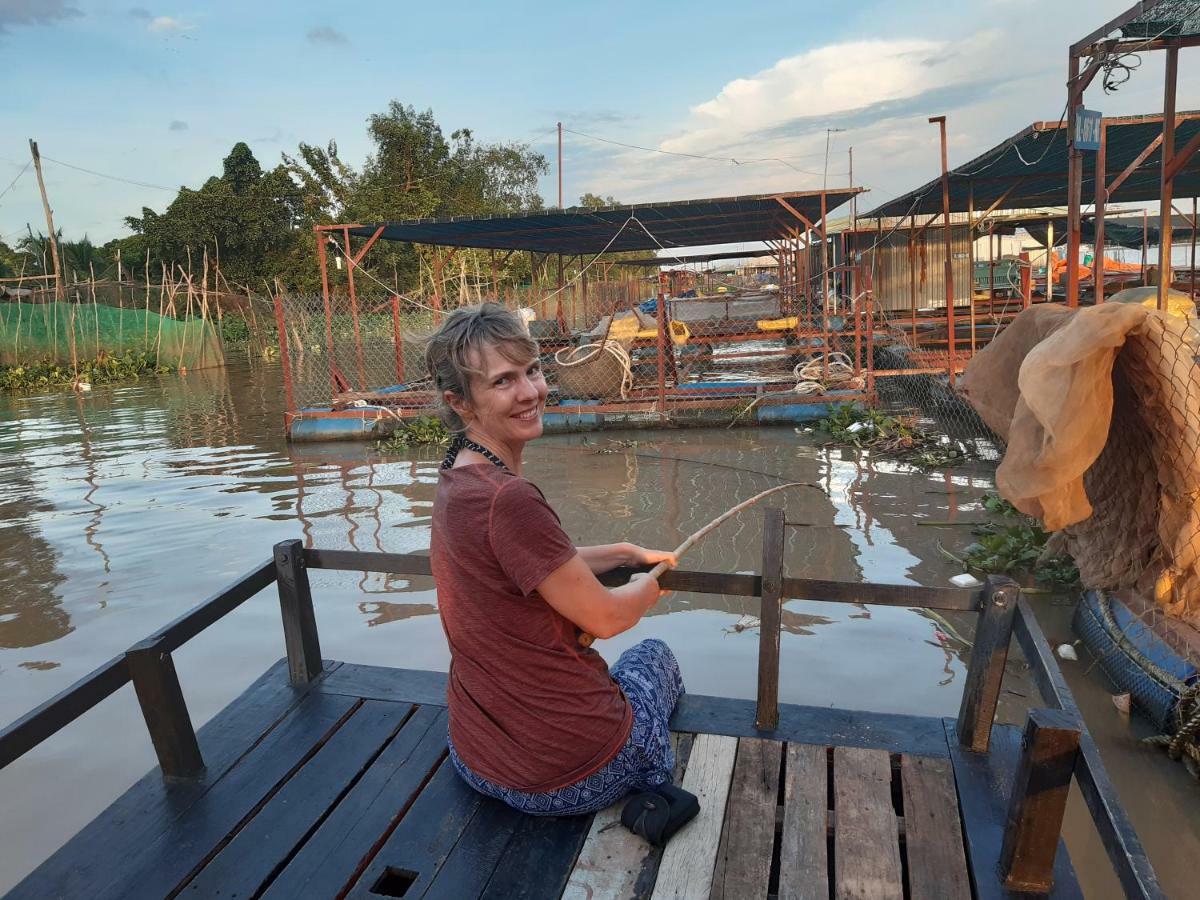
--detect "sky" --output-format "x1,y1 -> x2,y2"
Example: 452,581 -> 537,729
1,0 -> 1197,249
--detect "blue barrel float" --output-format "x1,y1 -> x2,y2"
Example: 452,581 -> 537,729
1073,590 -> 1200,731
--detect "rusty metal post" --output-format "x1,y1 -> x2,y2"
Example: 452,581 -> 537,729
909,213 -> 918,345
1045,220 -> 1055,300
342,228 -> 367,390
1066,54 -> 1083,308
968,182 -> 977,355
930,116 -> 956,386
1020,252 -> 1032,307
865,295 -> 875,397
1192,197 -> 1197,300
819,190 -> 830,318
1142,209 -> 1149,283
1160,46 -> 1179,311
556,253 -> 566,333
490,249 -> 498,301
273,296 -> 297,413
655,286 -> 668,422
315,229 -> 337,397
391,295 -> 405,384
1096,120 -> 1108,304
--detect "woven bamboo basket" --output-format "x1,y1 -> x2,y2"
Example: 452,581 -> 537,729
553,342 -> 633,400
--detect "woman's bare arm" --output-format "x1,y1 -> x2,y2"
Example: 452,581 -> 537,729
535,554 -> 663,639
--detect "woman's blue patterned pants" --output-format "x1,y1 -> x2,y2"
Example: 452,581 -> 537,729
448,638 -> 685,816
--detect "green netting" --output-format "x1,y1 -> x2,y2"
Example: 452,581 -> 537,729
0,302 -> 224,369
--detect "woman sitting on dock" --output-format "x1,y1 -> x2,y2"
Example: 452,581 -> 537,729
427,303 -> 685,818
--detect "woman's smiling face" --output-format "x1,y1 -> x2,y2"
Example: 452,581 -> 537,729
458,340 -> 548,447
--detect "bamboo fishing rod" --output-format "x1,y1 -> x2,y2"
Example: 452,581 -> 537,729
579,482 -> 817,647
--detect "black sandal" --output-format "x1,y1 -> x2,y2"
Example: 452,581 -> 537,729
620,784 -> 700,846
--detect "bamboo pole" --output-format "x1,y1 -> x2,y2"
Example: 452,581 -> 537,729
578,482 -> 817,647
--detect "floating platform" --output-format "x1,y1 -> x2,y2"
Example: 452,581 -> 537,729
286,387 -> 870,441
1,528 -> 1164,898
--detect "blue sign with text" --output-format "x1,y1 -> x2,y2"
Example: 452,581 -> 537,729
1076,109 -> 1102,151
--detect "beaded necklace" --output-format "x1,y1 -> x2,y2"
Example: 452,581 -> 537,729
441,434 -> 511,472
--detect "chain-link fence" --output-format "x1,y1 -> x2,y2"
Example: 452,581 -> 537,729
276,287 -> 875,427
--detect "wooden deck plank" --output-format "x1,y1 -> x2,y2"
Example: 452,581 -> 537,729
316,663 -> 449,706
708,738 -> 782,899
97,690 -> 360,900
650,733 -> 738,900
180,699 -> 416,897
307,664 -> 948,757
900,755 -> 971,900
476,812 -> 593,900
942,720 -> 1083,900
417,792 -> 525,899
346,759 -> 486,899
261,705 -> 449,899
7,658 -> 342,900
779,744 -> 829,900
833,747 -> 903,900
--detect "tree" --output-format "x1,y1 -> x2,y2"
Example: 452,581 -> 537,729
0,239 -> 24,278
122,142 -> 300,287
579,193 -> 619,209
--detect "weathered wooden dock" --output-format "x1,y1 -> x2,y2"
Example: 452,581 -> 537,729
0,512 -> 1165,899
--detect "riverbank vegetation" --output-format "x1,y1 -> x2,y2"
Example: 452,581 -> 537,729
0,351 -> 173,392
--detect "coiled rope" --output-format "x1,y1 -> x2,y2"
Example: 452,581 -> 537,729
792,352 -> 866,395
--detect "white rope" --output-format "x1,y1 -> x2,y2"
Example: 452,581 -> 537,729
792,351 -> 864,394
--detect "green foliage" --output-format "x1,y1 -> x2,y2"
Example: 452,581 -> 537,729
220,314 -> 252,345
375,416 -> 450,453
818,404 -> 969,468
579,193 -> 619,209
0,240 -> 22,278
47,102 -> 548,296
122,142 -> 299,288
0,350 -> 173,392
958,493 -> 1080,587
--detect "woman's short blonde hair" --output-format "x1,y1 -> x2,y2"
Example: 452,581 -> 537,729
423,302 -> 540,432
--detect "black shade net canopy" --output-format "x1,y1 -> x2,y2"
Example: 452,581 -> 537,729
342,189 -> 862,256
863,112 -> 1200,220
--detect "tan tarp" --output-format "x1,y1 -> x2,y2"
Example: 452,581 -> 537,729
959,302 -> 1200,622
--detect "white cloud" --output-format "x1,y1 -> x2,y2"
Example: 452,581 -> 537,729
148,15 -> 193,33
662,33 -> 1002,158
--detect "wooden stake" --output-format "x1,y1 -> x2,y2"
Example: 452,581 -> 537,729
28,140 -> 65,302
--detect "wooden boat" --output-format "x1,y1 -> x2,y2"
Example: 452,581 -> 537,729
0,511 -> 1164,898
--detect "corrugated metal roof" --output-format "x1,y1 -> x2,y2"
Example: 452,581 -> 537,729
862,112 -> 1200,219
342,189 -> 861,255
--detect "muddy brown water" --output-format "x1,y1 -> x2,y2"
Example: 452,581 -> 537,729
0,360 -> 1196,897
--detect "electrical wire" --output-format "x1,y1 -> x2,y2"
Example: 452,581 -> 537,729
561,127 -> 847,177
0,161 -> 32,204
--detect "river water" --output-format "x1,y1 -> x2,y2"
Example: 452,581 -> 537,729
0,360 -> 1195,897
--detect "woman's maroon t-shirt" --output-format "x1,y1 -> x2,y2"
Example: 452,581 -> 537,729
431,464 -> 633,792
